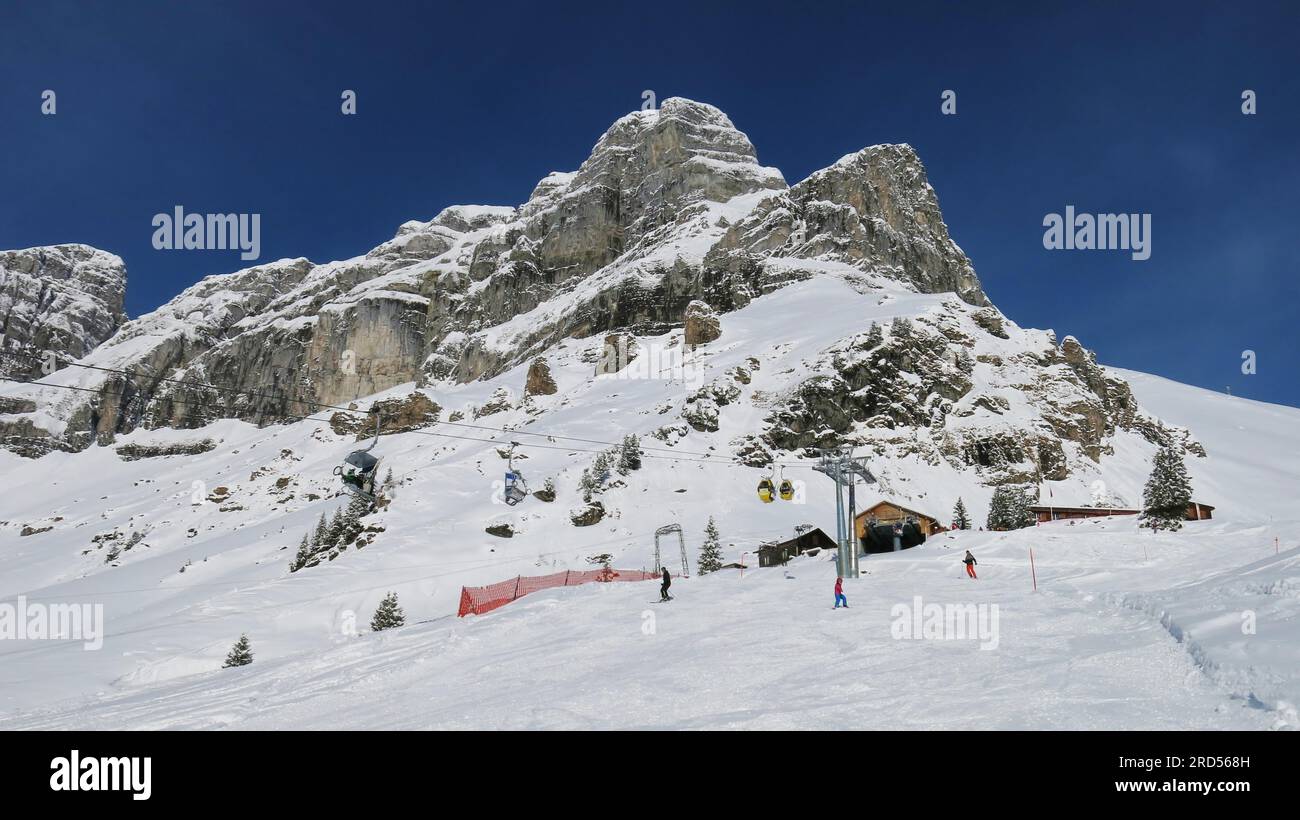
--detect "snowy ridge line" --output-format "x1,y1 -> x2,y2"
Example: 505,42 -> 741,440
2,349 -> 812,466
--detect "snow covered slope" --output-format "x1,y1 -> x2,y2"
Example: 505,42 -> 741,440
1,275 -> 1297,728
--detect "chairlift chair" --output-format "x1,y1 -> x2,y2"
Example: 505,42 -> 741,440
334,409 -> 382,501
503,442 -> 529,505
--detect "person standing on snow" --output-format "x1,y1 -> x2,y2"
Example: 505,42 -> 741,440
660,566 -> 672,601
833,576 -> 848,608
963,550 -> 978,579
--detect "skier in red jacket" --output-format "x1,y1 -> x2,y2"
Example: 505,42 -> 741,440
833,576 -> 848,608
963,550 -> 978,579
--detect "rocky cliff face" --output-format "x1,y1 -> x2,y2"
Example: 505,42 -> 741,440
0,98 -> 1201,488
0,244 -> 127,379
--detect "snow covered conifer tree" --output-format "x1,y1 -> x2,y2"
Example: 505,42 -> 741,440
618,434 -> 642,473
865,321 -> 883,348
698,517 -> 723,574
222,634 -> 253,668
1012,488 -> 1038,529
312,512 -> 328,546
324,508 -> 346,549
952,497 -> 970,530
592,451 -> 611,482
289,533 -> 312,572
986,487 -> 1009,530
369,592 -> 405,631
336,495 -> 371,549
1141,444 -> 1192,531
987,486 -> 1035,530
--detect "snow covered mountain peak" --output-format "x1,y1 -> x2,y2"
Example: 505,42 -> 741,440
0,100 -> 1170,493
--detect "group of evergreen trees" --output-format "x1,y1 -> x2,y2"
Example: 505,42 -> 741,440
579,435 -> 642,502
289,494 -> 373,572
986,486 -> 1036,531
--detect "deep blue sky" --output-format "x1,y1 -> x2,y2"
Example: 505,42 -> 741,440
2,1 -> 1296,406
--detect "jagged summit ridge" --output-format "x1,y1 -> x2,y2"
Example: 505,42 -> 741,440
1,97 -> 1139,485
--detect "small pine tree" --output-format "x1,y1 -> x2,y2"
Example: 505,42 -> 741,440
222,634 -> 253,668
592,451 -> 611,483
698,517 -> 724,574
382,467 -> 395,490
324,508 -> 346,549
336,495 -> 371,549
289,533 -> 312,572
370,592 -> 405,631
618,434 -> 643,473
865,321 -> 883,348
312,512 -> 329,546
952,497 -> 970,530
1141,444 -> 1193,532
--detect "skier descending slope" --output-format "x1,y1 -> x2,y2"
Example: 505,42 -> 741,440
660,566 -> 672,601
963,550 -> 978,579
833,576 -> 848,609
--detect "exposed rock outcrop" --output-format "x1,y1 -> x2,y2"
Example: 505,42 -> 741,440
0,244 -> 127,379
683,300 -> 722,345
525,356 -> 557,396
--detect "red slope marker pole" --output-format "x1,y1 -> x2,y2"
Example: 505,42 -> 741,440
1030,548 -> 1038,592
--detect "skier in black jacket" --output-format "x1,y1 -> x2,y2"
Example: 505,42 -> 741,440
963,550 -> 978,579
660,567 -> 672,601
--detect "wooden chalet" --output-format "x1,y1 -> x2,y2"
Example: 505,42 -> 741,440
757,527 -> 837,568
1030,501 -> 1215,524
853,500 -> 944,539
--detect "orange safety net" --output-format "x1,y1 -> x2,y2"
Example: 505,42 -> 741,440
458,568 -> 662,617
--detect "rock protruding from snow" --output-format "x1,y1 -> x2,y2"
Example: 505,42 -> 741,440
524,356 -> 557,396
683,300 -> 722,345
0,244 -> 127,379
